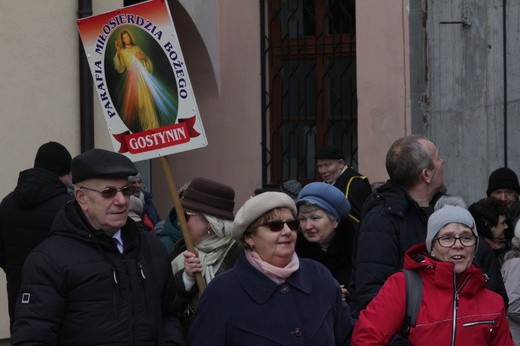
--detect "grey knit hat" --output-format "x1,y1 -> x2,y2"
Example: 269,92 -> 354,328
231,192 -> 296,240
426,205 -> 477,252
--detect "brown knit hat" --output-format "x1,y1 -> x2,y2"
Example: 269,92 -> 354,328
181,178 -> 235,220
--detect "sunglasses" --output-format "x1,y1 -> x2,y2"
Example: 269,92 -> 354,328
80,185 -> 135,198
259,219 -> 300,232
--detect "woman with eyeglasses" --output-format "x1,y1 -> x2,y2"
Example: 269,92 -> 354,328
188,191 -> 355,345
295,182 -> 353,301
170,177 -> 241,344
352,205 -> 514,345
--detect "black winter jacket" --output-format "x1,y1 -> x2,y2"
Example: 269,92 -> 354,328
333,166 -> 372,227
296,218 -> 355,288
11,202 -> 180,345
349,181 -> 430,317
0,168 -> 72,328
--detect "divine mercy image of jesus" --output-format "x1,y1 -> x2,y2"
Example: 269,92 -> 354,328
107,26 -> 178,133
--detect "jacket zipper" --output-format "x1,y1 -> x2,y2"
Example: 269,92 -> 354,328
463,320 -> 496,327
451,272 -> 471,346
137,262 -> 149,315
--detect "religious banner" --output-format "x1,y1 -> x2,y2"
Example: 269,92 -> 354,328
77,0 -> 207,161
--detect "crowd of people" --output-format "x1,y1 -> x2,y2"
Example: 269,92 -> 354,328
0,136 -> 519,345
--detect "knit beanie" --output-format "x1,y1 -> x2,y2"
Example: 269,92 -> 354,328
34,141 -> 72,176
487,167 -> 520,196
181,178 -> 235,220
296,182 -> 351,221
426,205 -> 477,252
279,179 -> 303,200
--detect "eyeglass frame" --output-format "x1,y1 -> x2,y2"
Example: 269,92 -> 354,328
433,234 -> 477,248
79,185 -> 135,199
258,219 -> 300,232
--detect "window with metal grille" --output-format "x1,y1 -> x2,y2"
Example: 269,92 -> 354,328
261,0 -> 357,187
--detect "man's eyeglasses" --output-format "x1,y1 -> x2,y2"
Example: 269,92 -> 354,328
433,235 -> 476,248
259,219 -> 300,232
80,185 -> 135,199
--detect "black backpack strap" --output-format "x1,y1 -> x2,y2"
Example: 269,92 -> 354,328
399,270 -> 422,338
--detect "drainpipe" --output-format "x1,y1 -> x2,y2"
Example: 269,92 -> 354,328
503,0 -> 508,167
77,0 -> 94,152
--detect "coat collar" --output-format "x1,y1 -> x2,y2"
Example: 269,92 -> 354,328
404,243 -> 487,295
233,253 -> 312,304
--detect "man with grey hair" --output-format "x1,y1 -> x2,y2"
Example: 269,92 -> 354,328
12,148 -> 181,345
349,134 -> 446,317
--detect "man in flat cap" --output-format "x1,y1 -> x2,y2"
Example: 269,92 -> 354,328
315,145 -> 372,227
0,141 -> 73,331
12,148 -> 181,345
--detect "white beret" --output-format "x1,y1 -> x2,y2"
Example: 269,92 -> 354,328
231,192 -> 297,240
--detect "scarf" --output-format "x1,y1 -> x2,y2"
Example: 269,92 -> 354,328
245,249 -> 299,284
171,214 -> 235,284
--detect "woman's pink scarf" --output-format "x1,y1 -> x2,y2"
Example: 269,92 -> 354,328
245,249 -> 299,284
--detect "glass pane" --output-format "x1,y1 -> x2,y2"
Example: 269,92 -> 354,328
327,0 -> 356,35
279,0 -> 315,37
281,59 -> 317,119
326,58 -> 357,118
279,122 -> 316,180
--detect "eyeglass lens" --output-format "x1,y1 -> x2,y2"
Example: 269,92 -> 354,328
437,235 -> 476,247
263,219 -> 300,232
101,186 -> 134,198
81,185 -> 134,198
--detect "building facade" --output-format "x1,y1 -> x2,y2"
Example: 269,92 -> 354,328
2,0 -> 517,340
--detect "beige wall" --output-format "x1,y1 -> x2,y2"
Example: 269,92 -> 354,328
357,0 -> 411,184
152,0 -> 262,217
0,0 -> 410,339
0,0 -> 122,339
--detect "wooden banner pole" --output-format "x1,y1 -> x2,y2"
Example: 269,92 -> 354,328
159,156 -> 206,294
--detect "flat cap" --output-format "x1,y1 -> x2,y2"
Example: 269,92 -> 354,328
71,148 -> 137,184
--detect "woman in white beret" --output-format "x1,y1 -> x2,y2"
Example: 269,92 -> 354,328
188,191 -> 354,345
352,205 -> 514,345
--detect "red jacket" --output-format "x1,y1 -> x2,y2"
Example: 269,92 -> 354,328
352,243 -> 514,346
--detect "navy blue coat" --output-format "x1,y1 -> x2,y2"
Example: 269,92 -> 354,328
189,253 -> 354,345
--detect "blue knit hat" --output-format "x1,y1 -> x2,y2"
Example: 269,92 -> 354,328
296,182 -> 351,221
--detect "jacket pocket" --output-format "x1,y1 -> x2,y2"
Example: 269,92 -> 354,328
463,320 -> 496,327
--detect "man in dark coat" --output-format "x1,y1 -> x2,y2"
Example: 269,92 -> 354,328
11,148 -> 181,345
315,145 -> 372,228
486,167 -> 520,247
0,141 -> 73,330
349,135 -> 446,317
